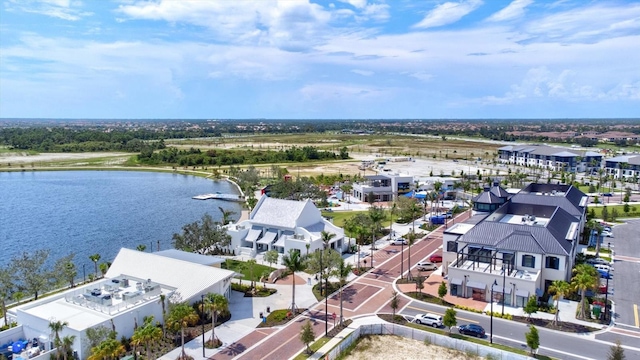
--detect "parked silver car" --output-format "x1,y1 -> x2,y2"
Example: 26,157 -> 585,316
414,313 -> 442,327
416,261 -> 438,271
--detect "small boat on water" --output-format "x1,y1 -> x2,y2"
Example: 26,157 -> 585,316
192,193 -> 244,202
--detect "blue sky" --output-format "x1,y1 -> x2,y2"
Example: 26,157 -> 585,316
1,0 -> 639,119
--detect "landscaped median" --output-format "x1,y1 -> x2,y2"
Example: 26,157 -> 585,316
297,317 -> 543,360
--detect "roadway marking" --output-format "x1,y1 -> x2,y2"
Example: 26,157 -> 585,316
634,304 -> 639,328
405,304 -> 479,324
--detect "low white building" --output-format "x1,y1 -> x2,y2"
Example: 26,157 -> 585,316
6,248 -> 235,360
226,197 -> 346,257
351,173 -> 414,202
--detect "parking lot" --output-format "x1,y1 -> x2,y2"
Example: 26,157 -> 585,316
609,219 -> 640,328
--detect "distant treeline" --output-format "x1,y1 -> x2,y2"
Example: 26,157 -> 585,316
139,146 -> 350,166
0,127 -> 219,152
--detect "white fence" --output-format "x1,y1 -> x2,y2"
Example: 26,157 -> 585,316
323,323 -> 535,360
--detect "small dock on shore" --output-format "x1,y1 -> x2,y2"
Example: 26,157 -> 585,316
192,193 -> 244,202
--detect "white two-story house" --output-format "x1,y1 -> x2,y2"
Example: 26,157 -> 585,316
225,197 -> 346,258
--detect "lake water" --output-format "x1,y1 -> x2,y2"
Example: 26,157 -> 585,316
0,171 -> 242,276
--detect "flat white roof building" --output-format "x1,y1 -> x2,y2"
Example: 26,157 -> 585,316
7,248 -> 236,360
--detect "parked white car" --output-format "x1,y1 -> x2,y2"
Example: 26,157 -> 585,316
587,257 -> 612,266
414,313 -> 442,327
389,238 -> 408,245
593,264 -> 614,272
416,261 -> 438,271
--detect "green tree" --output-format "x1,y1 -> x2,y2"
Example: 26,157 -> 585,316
0,264 -> 16,326
131,316 -> 163,360
415,275 -> 425,298
332,258 -> 353,326
523,296 -> 538,321
13,249 -> 50,300
84,326 -> 113,352
443,308 -> 457,333
525,325 -> 540,356
548,280 -> 571,326
438,281 -> 448,304
300,320 -> 315,355
136,244 -> 147,252
51,253 -> 77,289
49,320 -> 69,360
88,338 -> 125,360
389,291 -> 400,321
283,249 -> 305,313
89,253 -> 101,278
247,259 -> 257,289
607,340 -> 626,360
264,250 -> 279,272
61,335 -> 76,360
201,293 -> 229,344
218,206 -> 237,225
406,231 -> 418,280
166,302 -> 199,359
572,263 -> 599,319
368,206 -> 385,249
172,213 -> 231,254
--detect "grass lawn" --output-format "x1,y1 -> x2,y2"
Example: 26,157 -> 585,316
321,210 -> 367,228
588,204 -> 640,219
292,337 -> 332,360
222,259 -> 275,282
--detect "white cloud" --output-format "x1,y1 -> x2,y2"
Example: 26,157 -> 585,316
351,69 -> 374,76
299,82 -> 389,101
337,0 -> 368,9
486,0 -> 533,22
5,0 -> 91,21
521,3 -> 640,44
408,71 -> 433,82
413,0 -> 483,29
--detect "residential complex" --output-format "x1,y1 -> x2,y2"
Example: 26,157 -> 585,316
350,173 -> 413,202
443,183 -> 588,307
604,155 -> 640,180
497,144 -> 602,173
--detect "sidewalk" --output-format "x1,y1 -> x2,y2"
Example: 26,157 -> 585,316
159,274 -> 318,360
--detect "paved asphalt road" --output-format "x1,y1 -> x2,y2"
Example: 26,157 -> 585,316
606,219 -> 640,328
400,300 -> 640,360
215,212 -> 640,360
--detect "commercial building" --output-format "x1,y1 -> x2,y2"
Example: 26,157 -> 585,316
3,248 -> 235,359
443,183 -> 588,307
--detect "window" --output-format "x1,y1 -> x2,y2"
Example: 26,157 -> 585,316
522,255 -> 536,268
545,256 -> 560,270
447,241 -> 458,252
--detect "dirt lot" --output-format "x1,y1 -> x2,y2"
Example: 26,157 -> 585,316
343,335 -> 485,360
0,152 -> 132,165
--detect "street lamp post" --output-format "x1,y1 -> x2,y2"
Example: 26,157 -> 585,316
604,267 -> 610,323
490,279 -> 497,344
502,265 -> 507,316
201,294 -> 206,357
322,244 -> 328,337
400,240 -> 404,280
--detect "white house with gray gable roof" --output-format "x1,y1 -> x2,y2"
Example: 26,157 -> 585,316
225,197 -> 346,258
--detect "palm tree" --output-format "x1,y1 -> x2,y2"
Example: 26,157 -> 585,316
200,293 -> 229,344
282,249 -> 305,314
49,320 -> 69,360
136,244 -> 147,252
368,206 -> 385,251
88,338 -> 125,360
166,302 -> 199,359
218,206 -> 237,225
61,335 -> 76,360
332,258 -> 353,326
548,280 -> 571,326
89,253 -> 101,278
320,231 -> 336,295
572,264 -> 599,319
131,316 -> 163,360
0,265 -> 15,327
406,230 -> 418,280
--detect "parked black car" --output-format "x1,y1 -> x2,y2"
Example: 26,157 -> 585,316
458,324 -> 486,337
